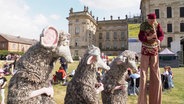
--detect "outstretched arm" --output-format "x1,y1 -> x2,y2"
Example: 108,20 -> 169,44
113,83 -> 128,91
29,82 -> 54,99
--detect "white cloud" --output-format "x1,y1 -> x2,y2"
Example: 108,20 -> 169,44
33,14 -> 49,26
79,0 -> 141,10
78,0 -> 141,20
0,0 -> 60,40
50,14 -> 61,20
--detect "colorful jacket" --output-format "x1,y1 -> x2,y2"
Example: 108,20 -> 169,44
138,21 -> 164,56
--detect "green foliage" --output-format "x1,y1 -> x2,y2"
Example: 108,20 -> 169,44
0,50 -> 9,55
0,50 -> 24,55
128,24 -> 140,38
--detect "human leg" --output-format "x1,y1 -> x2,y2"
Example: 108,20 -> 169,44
168,75 -> 174,88
138,55 -> 149,104
149,55 -> 162,104
0,89 -> 5,104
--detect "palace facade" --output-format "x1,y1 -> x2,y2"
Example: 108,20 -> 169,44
67,7 -> 128,59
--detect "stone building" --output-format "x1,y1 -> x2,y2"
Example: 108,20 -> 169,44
0,34 -> 37,52
67,6 -> 128,59
140,0 -> 184,64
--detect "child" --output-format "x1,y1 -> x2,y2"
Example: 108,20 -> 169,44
168,66 -> 174,88
0,69 -> 7,104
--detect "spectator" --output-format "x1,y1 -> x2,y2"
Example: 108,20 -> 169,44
11,56 -> 18,75
167,66 -> 174,88
125,68 -> 133,81
163,66 -> 169,76
129,70 -> 140,95
60,57 -> 68,72
161,66 -> 172,90
137,65 -> 141,75
57,66 -> 67,82
6,54 -> 11,60
96,68 -> 103,83
0,69 -> 7,104
2,62 -> 11,75
52,66 -> 67,85
135,54 -> 139,64
125,68 -> 134,95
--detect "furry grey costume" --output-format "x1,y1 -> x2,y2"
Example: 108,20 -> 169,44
64,45 -> 110,104
7,26 -> 73,104
101,50 -> 137,104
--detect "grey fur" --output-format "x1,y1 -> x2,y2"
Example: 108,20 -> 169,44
64,45 -> 109,104
7,27 -> 73,104
101,50 -> 137,104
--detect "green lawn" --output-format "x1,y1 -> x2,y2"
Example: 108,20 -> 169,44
1,60 -> 184,104
128,23 -> 140,38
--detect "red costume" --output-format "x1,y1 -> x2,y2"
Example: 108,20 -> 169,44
138,13 -> 164,104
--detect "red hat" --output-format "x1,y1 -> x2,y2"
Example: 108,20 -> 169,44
147,13 -> 156,19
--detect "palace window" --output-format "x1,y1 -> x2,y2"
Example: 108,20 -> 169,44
106,42 -> 110,49
167,37 -> 173,48
167,7 -> 172,18
99,33 -> 102,39
114,32 -> 117,40
121,32 -> 125,40
75,26 -> 80,34
99,42 -> 102,49
180,7 -> 184,17
113,41 -> 117,49
75,39 -> 78,47
180,23 -> 184,32
106,32 -> 110,40
122,42 -> 125,48
167,24 -> 172,32
155,9 -> 160,18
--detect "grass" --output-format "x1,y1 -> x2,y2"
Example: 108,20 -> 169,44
128,24 -> 140,38
1,60 -> 184,104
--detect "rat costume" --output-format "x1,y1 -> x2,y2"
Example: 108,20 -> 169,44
138,13 -> 164,104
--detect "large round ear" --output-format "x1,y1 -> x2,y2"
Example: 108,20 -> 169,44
40,26 -> 59,48
87,55 -> 97,65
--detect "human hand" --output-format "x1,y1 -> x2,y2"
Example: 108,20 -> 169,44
96,83 -> 104,94
43,85 -> 54,97
147,34 -> 157,40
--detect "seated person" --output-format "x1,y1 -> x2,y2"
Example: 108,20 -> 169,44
3,62 -> 11,75
53,66 -> 67,84
161,66 -> 170,90
57,66 -> 67,79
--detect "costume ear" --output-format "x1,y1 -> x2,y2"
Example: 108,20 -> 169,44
87,55 -> 97,65
40,26 -> 59,48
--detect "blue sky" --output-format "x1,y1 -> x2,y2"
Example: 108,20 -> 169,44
0,0 -> 141,40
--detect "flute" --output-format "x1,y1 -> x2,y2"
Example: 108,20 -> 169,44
153,23 -> 161,51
